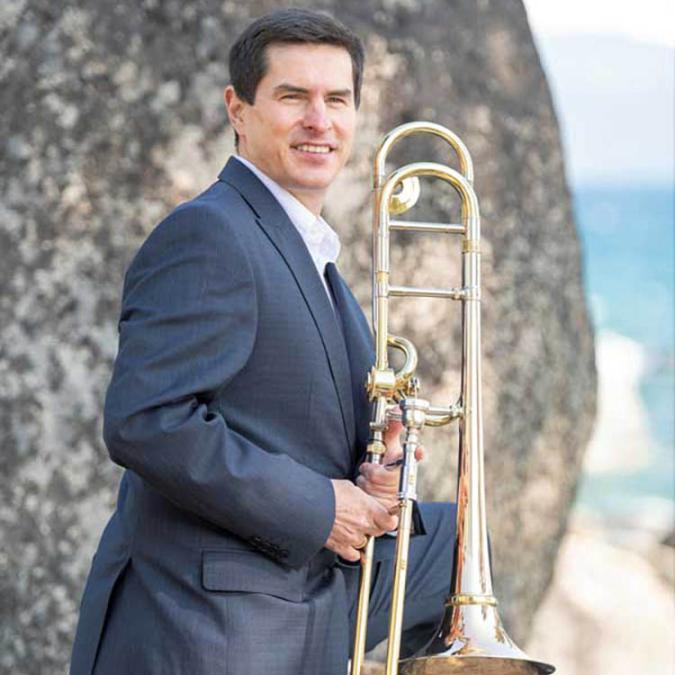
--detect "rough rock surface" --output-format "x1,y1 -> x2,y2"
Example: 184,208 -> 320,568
0,1 -> 596,672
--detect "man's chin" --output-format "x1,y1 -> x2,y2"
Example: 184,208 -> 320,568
287,172 -> 336,193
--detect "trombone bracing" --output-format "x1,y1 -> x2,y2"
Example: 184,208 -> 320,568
350,122 -> 555,675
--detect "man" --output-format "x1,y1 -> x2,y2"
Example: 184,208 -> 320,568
70,9 -> 456,674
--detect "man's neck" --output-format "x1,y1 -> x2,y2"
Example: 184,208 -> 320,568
237,152 -> 325,216
286,187 -> 323,217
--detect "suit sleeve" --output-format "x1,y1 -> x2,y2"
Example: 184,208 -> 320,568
103,204 -> 335,569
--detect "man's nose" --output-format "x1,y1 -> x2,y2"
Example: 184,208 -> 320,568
303,98 -> 331,132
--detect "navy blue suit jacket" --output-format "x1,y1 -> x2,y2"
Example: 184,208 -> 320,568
69,158 -> 395,674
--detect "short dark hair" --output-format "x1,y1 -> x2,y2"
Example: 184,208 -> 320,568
229,8 -> 365,108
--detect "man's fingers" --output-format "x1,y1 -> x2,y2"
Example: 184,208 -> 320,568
359,462 -> 399,485
327,479 -> 401,560
363,493 -> 398,534
340,546 -> 361,563
384,418 -> 403,437
374,509 -> 399,533
356,475 -> 398,513
382,446 -> 403,465
350,531 -> 370,549
360,446 -> 425,471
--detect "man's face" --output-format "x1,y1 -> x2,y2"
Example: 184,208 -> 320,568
225,42 -> 358,214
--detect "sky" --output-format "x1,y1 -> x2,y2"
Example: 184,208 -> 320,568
522,0 -> 674,185
523,0 -> 675,47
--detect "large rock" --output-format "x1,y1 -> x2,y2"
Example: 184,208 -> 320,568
0,1 -> 595,671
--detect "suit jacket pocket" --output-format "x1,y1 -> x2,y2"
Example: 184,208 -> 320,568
201,549 -> 307,602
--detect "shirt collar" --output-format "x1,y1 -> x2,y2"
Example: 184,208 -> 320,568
234,155 -> 341,267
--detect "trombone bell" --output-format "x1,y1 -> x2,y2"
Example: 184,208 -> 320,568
400,604 -> 555,674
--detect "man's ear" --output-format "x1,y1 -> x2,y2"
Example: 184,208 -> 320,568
224,85 -> 246,135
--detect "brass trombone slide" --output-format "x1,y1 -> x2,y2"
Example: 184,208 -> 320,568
350,122 -> 555,675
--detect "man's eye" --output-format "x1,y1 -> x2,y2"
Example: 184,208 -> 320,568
282,94 -> 301,100
327,97 -> 347,105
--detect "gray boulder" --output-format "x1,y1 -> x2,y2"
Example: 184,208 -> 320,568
0,1 -> 595,672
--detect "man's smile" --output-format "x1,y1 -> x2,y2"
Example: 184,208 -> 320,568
292,143 -> 336,155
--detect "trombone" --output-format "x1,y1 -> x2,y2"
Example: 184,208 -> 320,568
350,122 -> 555,675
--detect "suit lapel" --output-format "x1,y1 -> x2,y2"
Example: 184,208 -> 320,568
325,263 -> 376,459
218,158 -> 356,452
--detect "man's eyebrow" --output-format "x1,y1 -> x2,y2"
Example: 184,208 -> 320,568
273,83 -> 353,98
326,88 -> 353,98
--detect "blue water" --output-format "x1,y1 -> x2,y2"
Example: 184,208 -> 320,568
573,183 -> 674,516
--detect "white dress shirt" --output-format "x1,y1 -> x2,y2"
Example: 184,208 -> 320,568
234,156 -> 341,304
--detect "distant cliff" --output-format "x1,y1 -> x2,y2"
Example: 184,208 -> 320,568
0,1 -> 595,672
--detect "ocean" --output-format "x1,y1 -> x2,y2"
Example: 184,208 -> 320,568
572,183 -> 674,531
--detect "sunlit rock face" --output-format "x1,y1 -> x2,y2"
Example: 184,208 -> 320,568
0,1 -> 595,671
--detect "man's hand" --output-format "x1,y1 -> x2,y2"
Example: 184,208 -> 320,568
355,419 -> 425,512
325,480 -> 399,562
